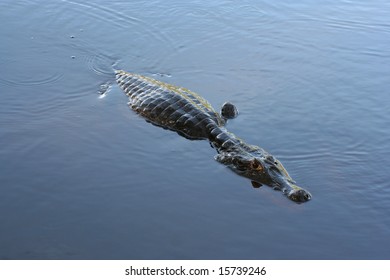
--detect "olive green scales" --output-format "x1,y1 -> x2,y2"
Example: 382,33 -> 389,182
116,70 -> 311,203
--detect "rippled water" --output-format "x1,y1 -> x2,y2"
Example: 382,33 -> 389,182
1,0 -> 390,259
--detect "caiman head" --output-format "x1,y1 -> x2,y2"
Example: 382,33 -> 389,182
215,149 -> 312,203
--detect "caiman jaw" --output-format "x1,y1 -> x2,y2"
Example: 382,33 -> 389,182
284,183 -> 312,203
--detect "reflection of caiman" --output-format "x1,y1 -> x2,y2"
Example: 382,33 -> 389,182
116,70 -> 311,203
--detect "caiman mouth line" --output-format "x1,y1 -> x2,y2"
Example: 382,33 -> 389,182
115,70 -> 312,203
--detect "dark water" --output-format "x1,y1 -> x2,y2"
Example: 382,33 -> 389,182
1,0 -> 390,259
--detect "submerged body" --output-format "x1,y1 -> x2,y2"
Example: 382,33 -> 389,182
115,70 -> 311,203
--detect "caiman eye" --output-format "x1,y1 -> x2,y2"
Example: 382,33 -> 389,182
251,159 -> 263,171
265,155 -> 277,165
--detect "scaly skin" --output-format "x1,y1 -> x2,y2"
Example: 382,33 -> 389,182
115,70 -> 311,203
211,133 -> 311,202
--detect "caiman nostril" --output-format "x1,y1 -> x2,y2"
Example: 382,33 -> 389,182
302,191 -> 312,201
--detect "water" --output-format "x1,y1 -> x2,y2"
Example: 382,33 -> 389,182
1,0 -> 390,259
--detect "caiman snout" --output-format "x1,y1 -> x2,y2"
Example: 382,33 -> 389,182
287,189 -> 312,203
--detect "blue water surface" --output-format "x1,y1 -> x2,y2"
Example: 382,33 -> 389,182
1,0 -> 389,259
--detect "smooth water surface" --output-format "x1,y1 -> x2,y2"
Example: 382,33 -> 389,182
1,0 -> 390,259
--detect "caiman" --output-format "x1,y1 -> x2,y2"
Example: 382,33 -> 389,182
115,70 -> 312,203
